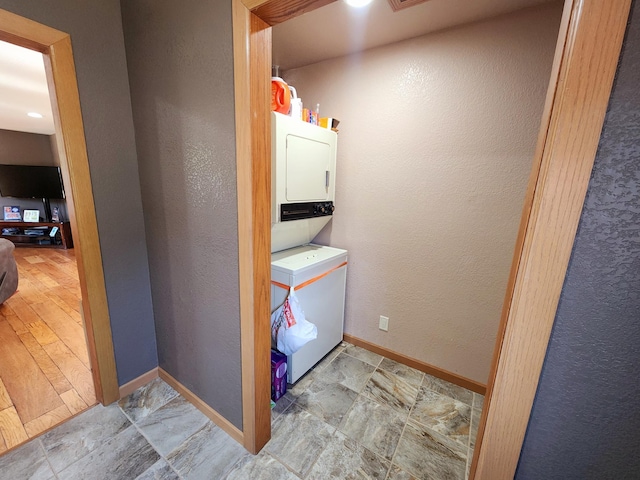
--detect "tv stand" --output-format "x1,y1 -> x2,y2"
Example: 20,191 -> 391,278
0,221 -> 73,249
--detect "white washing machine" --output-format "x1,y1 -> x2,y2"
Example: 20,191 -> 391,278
271,244 -> 347,383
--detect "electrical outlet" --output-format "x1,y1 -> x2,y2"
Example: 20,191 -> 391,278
379,315 -> 389,332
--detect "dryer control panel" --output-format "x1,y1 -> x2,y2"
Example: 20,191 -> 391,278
281,201 -> 334,222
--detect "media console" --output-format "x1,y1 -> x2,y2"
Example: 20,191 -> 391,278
0,221 -> 73,249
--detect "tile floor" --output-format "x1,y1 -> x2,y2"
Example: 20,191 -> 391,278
0,342 -> 483,479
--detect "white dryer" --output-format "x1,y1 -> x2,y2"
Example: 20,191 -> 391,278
271,112 -> 337,253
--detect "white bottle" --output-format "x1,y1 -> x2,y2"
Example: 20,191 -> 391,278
289,86 -> 302,120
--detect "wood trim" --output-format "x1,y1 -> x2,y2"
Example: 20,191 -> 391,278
158,368 -> 244,445
470,1 -> 576,474
249,0 -> 337,26
233,0 -> 255,450
481,0 -> 575,408
0,9 -> 119,405
232,0 -> 272,454
343,334 -> 486,394
241,0 -> 272,10
118,368 -> 159,399
46,37 -> 119,405
0,9 -> 66,52
471,1 -> 632,478
247,9 -> 272,454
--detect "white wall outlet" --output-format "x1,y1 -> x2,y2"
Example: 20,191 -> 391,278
379,315 -> 389,332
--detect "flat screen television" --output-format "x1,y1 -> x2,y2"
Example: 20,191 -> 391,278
0,164 -> 65,199
0,164 -> 65,222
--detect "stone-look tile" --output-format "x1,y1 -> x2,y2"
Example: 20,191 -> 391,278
306,430 -> 390,480
339,395 -> 406,461
473,393 -> 485,411
274,369 -> 319,410
321,353 -> 376,393
57,425 -> 159,480
285,369 -> 319,401
226,451 -> 300,480
266,403 -> 334,477
394,419 -> 467,480
118,378 -> 179,423
135,395 -> 210,456
296,375 -> 358,427
363,369 -> 419,414
135,459 -> 180,480
411,388 -> 470,446
387,464 -> 418,480
41,404 -> 130,473
314,343 -> 345,371
421,374 -> 473,406
271,393 -> 294,423
343,344 -> 383,367
167,422 -> 249,480
0,440 -> 54,480
469,406 -> 482,449
378,358 -> 424,387
468,393 -> 484,453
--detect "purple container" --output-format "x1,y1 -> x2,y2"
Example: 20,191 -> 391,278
271,350 -> 288,401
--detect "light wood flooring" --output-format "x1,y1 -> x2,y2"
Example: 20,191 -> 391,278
0,247 -> 95,454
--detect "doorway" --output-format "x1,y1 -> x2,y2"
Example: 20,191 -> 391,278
0,8 -> 119,450
272,0 -> 563,392
232,0 -> 631,477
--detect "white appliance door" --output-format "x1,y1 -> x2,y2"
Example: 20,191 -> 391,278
285,134 -> 331,202
288,264 -> 346,383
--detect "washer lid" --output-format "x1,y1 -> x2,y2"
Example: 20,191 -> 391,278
271,244 -> 347,274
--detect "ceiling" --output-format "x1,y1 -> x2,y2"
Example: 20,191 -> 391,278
0,1 -> 555,134
273,0 -> 556,71
0,40 -> 55,135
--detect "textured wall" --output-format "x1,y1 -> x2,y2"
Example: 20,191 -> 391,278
283,2 -> 562,383
121,0 -> 243,428
0,129 -> 66,215
517,3 -> 640,478
0,0 -> 157,385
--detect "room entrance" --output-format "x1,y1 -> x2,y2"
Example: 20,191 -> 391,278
231,1 -> 632,477
0,8 -> 119,450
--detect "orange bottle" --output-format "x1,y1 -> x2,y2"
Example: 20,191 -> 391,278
271,77 -> 291,114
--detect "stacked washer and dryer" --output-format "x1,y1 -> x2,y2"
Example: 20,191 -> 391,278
270,112 -> 347,384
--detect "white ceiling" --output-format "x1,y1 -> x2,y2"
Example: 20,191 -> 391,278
0,40 -> 55,135
273,0 -> 556,71
0,1 -> 555,134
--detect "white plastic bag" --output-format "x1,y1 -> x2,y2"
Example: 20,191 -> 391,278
270,287 -> 317,355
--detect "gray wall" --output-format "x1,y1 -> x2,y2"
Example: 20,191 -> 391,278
0,1 -> 158,385
0,130 -> 54,166
121,0 -> 243,428
516,2 -> 640,478
0,129 -> 65,215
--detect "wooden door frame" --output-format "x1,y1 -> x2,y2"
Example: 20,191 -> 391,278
234,0 -> 632,470
471,1 -> 631,477
0,10 -> 120,405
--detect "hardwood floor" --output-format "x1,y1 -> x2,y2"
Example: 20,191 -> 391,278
0,247 -> 95,453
